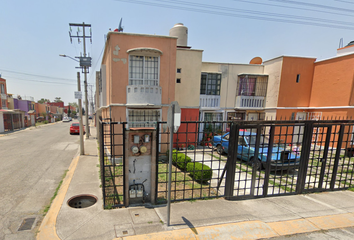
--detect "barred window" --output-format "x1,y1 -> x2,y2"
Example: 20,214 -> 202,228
128,109 -> 161,128
129,55 -> 159,86
200,73 -> 221,95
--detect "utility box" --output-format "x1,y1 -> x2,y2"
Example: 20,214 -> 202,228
124,128 -> 156,206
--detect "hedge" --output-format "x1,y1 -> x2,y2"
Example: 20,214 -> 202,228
186,162 -> 212,183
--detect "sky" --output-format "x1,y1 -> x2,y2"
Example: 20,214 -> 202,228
1,0 -> 354,105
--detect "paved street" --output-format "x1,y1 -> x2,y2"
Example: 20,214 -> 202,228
0,122 -> 80,240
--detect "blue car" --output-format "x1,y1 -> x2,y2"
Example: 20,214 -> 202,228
212,131 -> 300,170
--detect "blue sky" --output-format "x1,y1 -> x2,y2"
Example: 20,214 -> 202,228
1,0 -> 354,104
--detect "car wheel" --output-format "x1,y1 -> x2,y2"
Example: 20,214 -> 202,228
250,157 -> 262,171
216,145 -> 224,155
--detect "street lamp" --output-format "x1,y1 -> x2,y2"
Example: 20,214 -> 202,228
59,54 -> 91,139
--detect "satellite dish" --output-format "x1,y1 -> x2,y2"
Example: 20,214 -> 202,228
249,57 -> 263,65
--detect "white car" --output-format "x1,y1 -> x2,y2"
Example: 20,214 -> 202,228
63,117 -> 70,122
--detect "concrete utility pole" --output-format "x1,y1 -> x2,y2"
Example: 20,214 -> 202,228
69,22 -> 92,139
77,72 -> 84,155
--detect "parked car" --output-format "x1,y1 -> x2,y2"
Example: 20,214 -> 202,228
88,115 -> 92,119
63,117 -> 70,122
69,122 -> 85,135
212,131 -> 300,170
68,117 -> 72,121
36,116 -> 44,122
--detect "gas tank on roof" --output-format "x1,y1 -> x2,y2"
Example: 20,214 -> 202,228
169,23 -> 188,47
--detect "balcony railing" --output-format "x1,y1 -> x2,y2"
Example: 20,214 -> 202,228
127,85 -> 162,106
200,95 -> 220,109
235,96 -> 265,109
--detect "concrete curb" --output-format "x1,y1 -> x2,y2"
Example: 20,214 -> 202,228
113,213 -> 354,240
37,154 -> 81,240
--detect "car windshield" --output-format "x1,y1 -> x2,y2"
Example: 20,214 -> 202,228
72,123 -> 79,126
244,135 -> 270,146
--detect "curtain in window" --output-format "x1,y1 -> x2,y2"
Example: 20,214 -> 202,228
238,77 -> 256,96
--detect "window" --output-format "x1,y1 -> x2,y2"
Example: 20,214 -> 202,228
128,109 -> 160,128
237,75 -> 268,97
200,73 -> 221,95
177,68 -> 181,73
204,112 -> 223,132
129,55 -> 159,86
176,78 -> 181,83
1,99 -> 6,108
296,74 -> 300,83
0,84 -> 5,94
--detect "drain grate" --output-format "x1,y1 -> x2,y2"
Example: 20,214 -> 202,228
18,217 -> 36,231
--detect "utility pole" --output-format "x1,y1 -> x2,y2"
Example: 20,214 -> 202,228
77,72 -> 84,155
69,22 -> 92,139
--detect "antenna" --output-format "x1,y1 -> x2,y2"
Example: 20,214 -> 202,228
339,38 -> 343,48
118,18 -> 124,32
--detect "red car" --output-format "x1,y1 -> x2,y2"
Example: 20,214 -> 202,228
69,122 -> 85,135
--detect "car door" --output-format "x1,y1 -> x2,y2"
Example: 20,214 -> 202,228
238,136 -> 249,160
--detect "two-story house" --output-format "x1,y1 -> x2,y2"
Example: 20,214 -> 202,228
98,30 -> 177,127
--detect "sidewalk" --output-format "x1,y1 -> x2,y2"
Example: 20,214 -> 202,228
38,124 -> 354,240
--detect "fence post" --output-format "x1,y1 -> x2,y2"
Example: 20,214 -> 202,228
99,119 -> 106,207
263,125 -> 275,197
330,124 -> 345,190
224,122 -> 240,199
296,121 -> 313,194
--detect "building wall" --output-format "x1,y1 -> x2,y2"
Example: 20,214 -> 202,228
7,97 -> 14,109
201,62 -> 264,110
18,100 -> 30,114
0,112 -> 4,132
0,78 -> 8,109
311,54 -> 354,108
102,32 -> 177,106
277,57 -> 316,108
37,103 -> 47,115
175,48 -> 203,108
263,57 -> 283,110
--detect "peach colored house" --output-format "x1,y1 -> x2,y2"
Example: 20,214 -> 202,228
98,31 -> 177,125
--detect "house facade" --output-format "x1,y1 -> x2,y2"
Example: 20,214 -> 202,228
98,31 -> 177,126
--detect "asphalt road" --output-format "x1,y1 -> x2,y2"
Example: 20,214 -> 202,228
0,121 -> 81,240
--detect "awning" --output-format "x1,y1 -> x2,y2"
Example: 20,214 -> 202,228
28,110 -> 36,114
0,109 -> 15,113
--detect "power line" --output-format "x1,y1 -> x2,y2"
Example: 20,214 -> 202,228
232,0 -> 354,17
335,0 -> 354,4
269,0 -> 354,13
156,0 -> 354,26
115,0 -> 354,30
0,69 -> 76,82
7,77 -> 77,86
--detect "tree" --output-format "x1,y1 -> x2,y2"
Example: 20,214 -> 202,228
38,98 -> 50,104
54,97 -> 63,103
69,102 -> 79,109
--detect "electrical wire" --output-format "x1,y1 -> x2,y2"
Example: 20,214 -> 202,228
0,69 -> 76,82
114,0 -> 354,30
335,0 -> 354,5
156,0 -> 354,26
232,0 -> 354,17
269,0 -> 354,13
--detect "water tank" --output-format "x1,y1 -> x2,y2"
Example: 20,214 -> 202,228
169,23 -> 188,47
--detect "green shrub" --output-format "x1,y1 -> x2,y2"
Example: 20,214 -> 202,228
44,120 -> 48,124
186,162 -> 212,183
174,155 -> 192,170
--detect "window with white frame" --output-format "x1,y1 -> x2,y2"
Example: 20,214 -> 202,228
204,112 -> 223,132
1,99 -> 6,108
128,109 -> 160,128
0,84 -> 5,94
129,55 -> 159,86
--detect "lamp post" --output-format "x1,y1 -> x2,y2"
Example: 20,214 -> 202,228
59,54 -> 91,139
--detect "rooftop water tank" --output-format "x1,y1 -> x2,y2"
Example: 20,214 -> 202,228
169,23 -> 188,47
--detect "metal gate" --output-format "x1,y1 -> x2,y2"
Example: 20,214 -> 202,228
99,119 -> 354,208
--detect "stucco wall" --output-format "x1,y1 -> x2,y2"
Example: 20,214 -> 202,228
311,54 -> 354,107
201,62 -> 265,109
278,57 -> 316,107
175,49 -> 203,108
102,32 -> 177,106
263,57 -> 283,109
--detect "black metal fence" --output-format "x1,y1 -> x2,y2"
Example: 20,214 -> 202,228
98,118 -> 354,208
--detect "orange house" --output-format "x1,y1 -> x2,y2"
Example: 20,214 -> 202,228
99,31 -> 177,125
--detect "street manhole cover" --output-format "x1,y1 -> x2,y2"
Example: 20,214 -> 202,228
67,194 -> 97,209
18,217 -> 36,231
